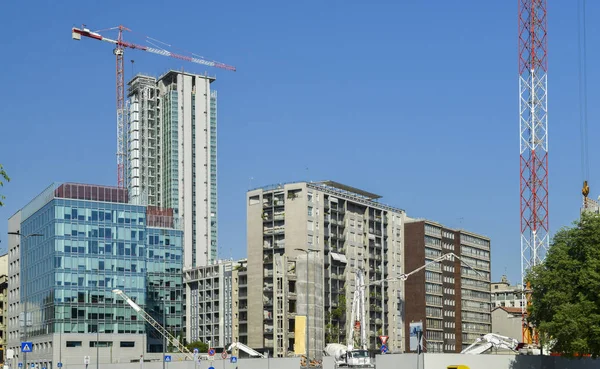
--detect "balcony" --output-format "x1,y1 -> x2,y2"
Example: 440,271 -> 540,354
264,226 -> 285,235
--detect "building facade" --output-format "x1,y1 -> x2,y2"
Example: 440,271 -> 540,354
184,260 -> 239,347
0,253 -> 7,364
127,71 -> 218,268
7,183 -> 184,368
491,306 -> 522,341
247,181 -> 406,358
404,219 -> 491,353
491,275 -> 524,309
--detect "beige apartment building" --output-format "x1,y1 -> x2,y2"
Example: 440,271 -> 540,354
0,253 -> 6,363
246,181 -> 407,358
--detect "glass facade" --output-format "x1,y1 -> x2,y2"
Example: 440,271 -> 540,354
19,196 -> 183,350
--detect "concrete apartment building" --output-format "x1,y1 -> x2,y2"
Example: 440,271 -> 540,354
491,275 -> 524,309
247,181 -> 406,358
126,71 -> 218,268
234,260 -> 248,348
0,253 -> 7,363
184,260 -> 239,347
7,183 -> 184,368
404,219 -> 491,353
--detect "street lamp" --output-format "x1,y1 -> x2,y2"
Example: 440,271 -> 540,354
162,297 -> 166,369
8,231 -> 43,369
294,248 -> 319,363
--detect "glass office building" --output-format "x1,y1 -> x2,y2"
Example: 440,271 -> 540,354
7,183 -> 183,368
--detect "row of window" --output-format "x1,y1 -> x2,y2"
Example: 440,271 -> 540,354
461,255 -> 490,271
461,268 -> 490,280
460,234 -> 490,248
461,245 -> 490,259
67,341 -> 135,348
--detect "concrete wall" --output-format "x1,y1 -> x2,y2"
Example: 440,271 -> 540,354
491,308 -> 522,340
373,353 -> 600,369
59,357 -> 299,369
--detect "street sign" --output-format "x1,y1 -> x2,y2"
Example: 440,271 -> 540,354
208,348 -> 215,357
164,355 -> 172,362
380,344 -> 388,354
221,351 -> 227,360
30,364 -> 34,369
409,321 -> 423,352
57,363 -> 62,368
193,348 -> 199,354
84,356 -> 90,365
17,364 -> 22,368
230,356 -> 237,364
20,342 -> 32,353
379,335 -> 389,345
208,367 -> 215,369
42,367 -> 47,369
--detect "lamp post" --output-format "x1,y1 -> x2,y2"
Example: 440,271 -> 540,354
162,298 -> 166,369
96,324 -> 99,369
8,231 -> 43,369
294,248 -> 319,363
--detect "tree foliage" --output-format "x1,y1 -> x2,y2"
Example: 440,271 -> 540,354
528,212 -> 600,357
0,164 -> 8,207
186,340 -> 208,353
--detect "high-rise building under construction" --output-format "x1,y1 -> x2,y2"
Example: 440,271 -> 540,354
126,71 -> 218,268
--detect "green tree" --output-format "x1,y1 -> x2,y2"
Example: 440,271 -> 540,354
0,164 -> 9,207
528,212 -> 600,358
186,340 -> 208,353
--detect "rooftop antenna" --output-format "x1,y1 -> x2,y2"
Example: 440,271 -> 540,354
249,177 -> 254,190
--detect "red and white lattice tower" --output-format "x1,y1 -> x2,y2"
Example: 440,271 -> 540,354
518,0 -> 548,344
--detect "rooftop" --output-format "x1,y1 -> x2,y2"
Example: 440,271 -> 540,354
493,306 -> 522,315
250,180 -> 404,213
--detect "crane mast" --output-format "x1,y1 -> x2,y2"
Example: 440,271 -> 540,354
518,0 -> 549,346
112,289 -> 194,361
71,25 -> 235,188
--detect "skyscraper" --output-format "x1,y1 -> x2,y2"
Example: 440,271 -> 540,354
127,71 -> 218,268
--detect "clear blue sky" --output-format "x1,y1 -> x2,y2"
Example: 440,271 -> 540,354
1,0 -> 598,285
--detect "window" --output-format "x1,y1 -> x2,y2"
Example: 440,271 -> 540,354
307,193 -> 313,202
308,207 -> 313,217
66,341 -> 82,347
120,341 -> 135,348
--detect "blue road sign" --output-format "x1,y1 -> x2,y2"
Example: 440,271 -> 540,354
208,348 -> 216,356
30,364 -> 35,368
194,348 -> 199,354
57,363 -> 63,368
230,356 -> 238,364
18,363 -> 22,368
380,344 -> 388,354
164,355 -> 172,362
208,367 -> 215,369
43,367 -> 47,369
21,342 -> 33,353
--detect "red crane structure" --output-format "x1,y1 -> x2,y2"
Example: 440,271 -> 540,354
72,25 -> 236,189
518,1 -> 548,346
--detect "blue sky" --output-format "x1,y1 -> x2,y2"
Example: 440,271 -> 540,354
1,0 -> 598,284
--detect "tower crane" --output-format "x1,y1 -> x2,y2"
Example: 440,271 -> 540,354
71,25 -> 236,189
112,289 -> 195,361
